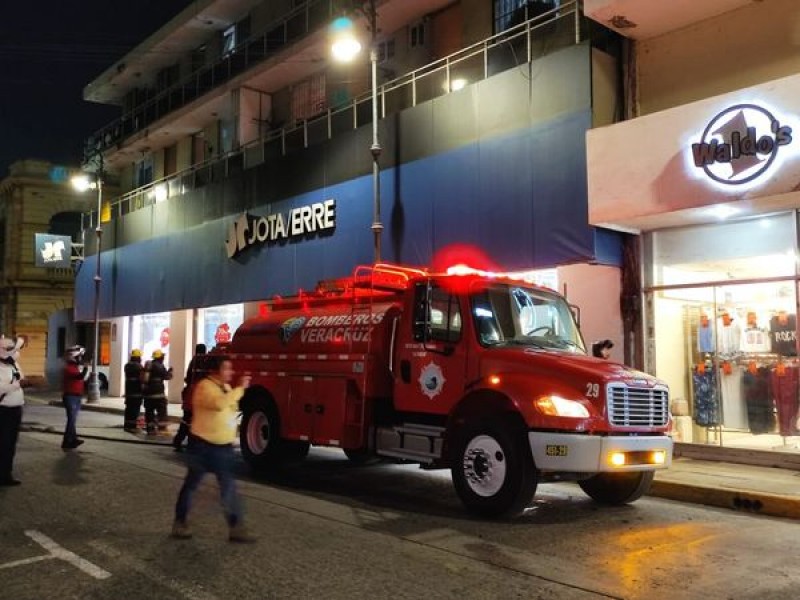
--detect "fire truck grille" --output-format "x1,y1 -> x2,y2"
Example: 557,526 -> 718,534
606,384 -> 669,427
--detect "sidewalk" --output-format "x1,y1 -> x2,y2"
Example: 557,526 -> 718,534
21,391 -> 800,520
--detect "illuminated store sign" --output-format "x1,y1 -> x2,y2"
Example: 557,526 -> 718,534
691,103 -> 793,186
225,199 -> 336,259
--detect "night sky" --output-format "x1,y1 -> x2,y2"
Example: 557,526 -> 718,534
0,1 -> 195,178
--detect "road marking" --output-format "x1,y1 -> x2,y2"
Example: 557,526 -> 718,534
89,541 -> 220,600
0,555 -> 55,570
25,530 -> 111,580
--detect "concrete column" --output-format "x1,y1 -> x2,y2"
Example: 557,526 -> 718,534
168,310 -> 193,404
109,317 -> 129,397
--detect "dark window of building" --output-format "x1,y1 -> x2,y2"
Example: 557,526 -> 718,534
493,0 -> 560,34
291,72 -> 327,123
156,64 -> 180,90
48,212 -> 82,242
237,16 -> 251,44
57,327 -> 66,358
164,144 -> 178,176
377,38 -> 396,63
222,24 -> 237,56
134,157 -> 154,187
409,22 -> 426,48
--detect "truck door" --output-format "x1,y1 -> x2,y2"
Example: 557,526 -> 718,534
394,282 -> 467,414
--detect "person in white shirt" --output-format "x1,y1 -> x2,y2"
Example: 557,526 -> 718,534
0,336 -> 25,486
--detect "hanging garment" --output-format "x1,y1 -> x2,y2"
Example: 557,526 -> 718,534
719,365 -> 749,430
740,327 -> 772,353
742,367 -> 775,434
769,314 -> 797,356
698,316 -> 715,353
692,369 -> 720,427
717,317 -> 741,355
770,365 -> 800,437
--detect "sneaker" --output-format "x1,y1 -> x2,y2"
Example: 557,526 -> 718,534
228,524 -> 257,544
171,521 -> 192,539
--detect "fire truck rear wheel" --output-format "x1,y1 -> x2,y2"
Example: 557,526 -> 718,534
240,401 -> 284,470
578,471 -> 654,505
450,420 -> 538,518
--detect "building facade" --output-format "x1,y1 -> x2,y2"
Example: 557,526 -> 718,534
76,0 -> 629,401
0,160 -> 89,384
586,0 -> 800,459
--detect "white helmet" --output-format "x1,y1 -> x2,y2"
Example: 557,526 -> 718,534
65,345 -> 85,360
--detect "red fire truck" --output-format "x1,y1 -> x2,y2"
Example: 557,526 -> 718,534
231,263 -> 672,517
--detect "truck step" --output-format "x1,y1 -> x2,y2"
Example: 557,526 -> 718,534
393,423 -> 446,437
377,448 -> 438,464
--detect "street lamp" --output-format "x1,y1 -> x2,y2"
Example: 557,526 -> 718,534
330,2 -> 383,262
71,172 -> 103,404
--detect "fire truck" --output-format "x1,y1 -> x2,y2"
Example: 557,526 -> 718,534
231,263 -> 672,517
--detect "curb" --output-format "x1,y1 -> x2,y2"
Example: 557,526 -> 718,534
649,479 -> 800,520
45,400 -> 182,423
21,424 -> 175,447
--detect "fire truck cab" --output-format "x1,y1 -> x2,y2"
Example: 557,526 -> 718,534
232,264 -> 672,517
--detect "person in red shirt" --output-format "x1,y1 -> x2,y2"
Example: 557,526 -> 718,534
62,345 -> 87,450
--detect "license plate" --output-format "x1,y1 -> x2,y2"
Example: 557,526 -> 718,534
545,444 -> 568,457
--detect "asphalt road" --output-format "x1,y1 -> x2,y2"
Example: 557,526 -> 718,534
1,429 -> 799,600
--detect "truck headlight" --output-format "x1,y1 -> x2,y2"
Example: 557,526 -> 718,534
535,395 -> 590,418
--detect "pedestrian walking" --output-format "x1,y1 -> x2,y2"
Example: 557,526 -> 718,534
62,345 -> 87,450
0,336 -> 26,486
172,343 -> 207,451
123,349 -> 144,432
142,349 -> 173,435
172,354 -> 255,543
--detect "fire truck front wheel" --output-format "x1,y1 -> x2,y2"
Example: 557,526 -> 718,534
578,471 -> 654,505
450,420 -> 538,518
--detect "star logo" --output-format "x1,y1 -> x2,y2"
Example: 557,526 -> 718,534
691,104 -> 793,185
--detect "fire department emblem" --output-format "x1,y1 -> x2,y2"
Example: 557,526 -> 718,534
279,317 -> 306,344
418,362 -> 446,399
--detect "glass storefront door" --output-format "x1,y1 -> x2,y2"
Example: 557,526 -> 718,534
646,212 -> 800,452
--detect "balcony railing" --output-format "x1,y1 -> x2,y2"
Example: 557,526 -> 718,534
84,0 -> 335,160
83,1 -> 583,231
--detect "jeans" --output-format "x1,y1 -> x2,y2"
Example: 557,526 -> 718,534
174,436 -> 242,527
62,394 -> 82,447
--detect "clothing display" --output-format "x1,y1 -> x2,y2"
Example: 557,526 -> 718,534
692,368 -> 720,426
697,316 -> 715,353
742,367 -> 775,435
716,316 -> 741,354
769,314 -> 798,356
740,327 -> 772,353
719,366 -> 749,430
770,365 -> 800,437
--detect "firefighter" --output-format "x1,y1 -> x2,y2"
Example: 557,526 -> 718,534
123,349 -> 144,432
591,339 -> 614,360
142,349 -> 173,434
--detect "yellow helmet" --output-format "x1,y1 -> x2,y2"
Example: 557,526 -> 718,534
152,349 -> 165,359
130,349 -> 142,358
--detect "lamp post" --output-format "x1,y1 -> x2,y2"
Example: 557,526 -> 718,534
331,1 -> 383,262
71,172 -> 103,404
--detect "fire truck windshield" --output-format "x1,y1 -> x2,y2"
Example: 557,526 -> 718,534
470,284 -> 585,353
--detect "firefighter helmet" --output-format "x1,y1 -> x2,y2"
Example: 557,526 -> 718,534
152,349 -> 165,359
130,349 -> 142,358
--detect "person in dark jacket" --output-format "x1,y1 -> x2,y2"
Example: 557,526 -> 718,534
62,345 -> 87,449
143,349 -> 173,434
123,349 -> 144,432
172,343 -> 207,451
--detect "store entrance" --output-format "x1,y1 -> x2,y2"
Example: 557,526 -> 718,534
651,281 -> 800,452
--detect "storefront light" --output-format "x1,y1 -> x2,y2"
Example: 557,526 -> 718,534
705,205 -> 740,220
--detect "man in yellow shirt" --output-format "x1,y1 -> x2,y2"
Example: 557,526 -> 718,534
172,355 -> 254,542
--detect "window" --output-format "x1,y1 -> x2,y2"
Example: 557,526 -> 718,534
377,39 -> 396,63
197,304 -> 244,348
414,284 -> 462,343
134,156 -> 153,187
493,0 -> 560,34
291,73 -> 327,123
409,22 -> 426,48
156,64 -> 180,90
191,45 -> 207,73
